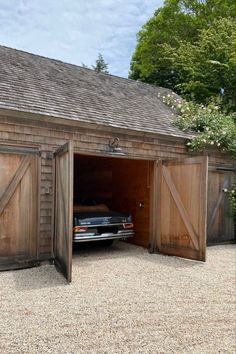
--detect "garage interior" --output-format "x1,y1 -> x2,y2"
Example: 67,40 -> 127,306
73,154 -> 154,248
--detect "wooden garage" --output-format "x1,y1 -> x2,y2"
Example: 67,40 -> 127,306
0,45 -> 235,281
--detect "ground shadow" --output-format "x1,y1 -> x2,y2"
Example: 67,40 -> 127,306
11,240 -> 215,290
12,263 -> 67,291
72,240 -> 204,271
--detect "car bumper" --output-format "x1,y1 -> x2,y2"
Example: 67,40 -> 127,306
73,230 -> 134,242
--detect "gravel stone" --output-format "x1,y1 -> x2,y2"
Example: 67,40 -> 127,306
0,242 -> 235,354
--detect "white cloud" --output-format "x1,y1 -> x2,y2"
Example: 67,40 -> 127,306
0,0 -> 163,77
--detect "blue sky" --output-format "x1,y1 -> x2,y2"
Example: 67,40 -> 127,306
0,0 -> 163,77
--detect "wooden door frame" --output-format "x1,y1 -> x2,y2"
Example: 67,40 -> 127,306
74,149 -> 156,251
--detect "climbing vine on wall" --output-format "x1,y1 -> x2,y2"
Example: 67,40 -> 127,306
158,92 -> 236,158
228,186 -> 236,219
159,91 -> 236,219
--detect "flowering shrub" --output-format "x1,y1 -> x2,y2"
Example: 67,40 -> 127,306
222,186 -> 236,220
228,186 -> 236,220
158,92 -> 236,157
159,91 -> 236,219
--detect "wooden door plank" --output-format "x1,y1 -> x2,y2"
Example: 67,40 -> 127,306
160,245 -> 200,261
0,155 -> 31,216
162,165 -> 199,250
208,177 -> 229,232
207,168 -> 234,244
57,155 -> 69,268
156,160 -> 162,252
164,156 -> 207,166
149,160 -> 158,253
198,156 -> 208,261
0,145 -> 39,155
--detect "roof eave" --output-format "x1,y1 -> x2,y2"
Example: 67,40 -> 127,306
0,106 -> 192,143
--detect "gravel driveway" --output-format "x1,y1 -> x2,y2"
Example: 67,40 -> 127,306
0,242 -> 235,354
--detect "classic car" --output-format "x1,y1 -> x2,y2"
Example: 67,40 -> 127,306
73,203 -> 134,245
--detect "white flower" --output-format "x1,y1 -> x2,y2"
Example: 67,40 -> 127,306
210,141 -> 214,145
223,188 -> 228,193
217,143 -> 221,146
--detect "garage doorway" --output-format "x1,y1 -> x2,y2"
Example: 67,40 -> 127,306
73,154 -> 152,249
53,142 -> 208,282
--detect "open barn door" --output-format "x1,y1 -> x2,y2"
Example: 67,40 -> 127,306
54,142 -> 73,282
154,156 -> 208,261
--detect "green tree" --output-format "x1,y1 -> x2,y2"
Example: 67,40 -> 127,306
129,0 -> 236,108
168,18 -> 236,106
92,53 -> 109,73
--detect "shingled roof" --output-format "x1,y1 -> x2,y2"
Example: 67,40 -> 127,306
0,45 -> 189,138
